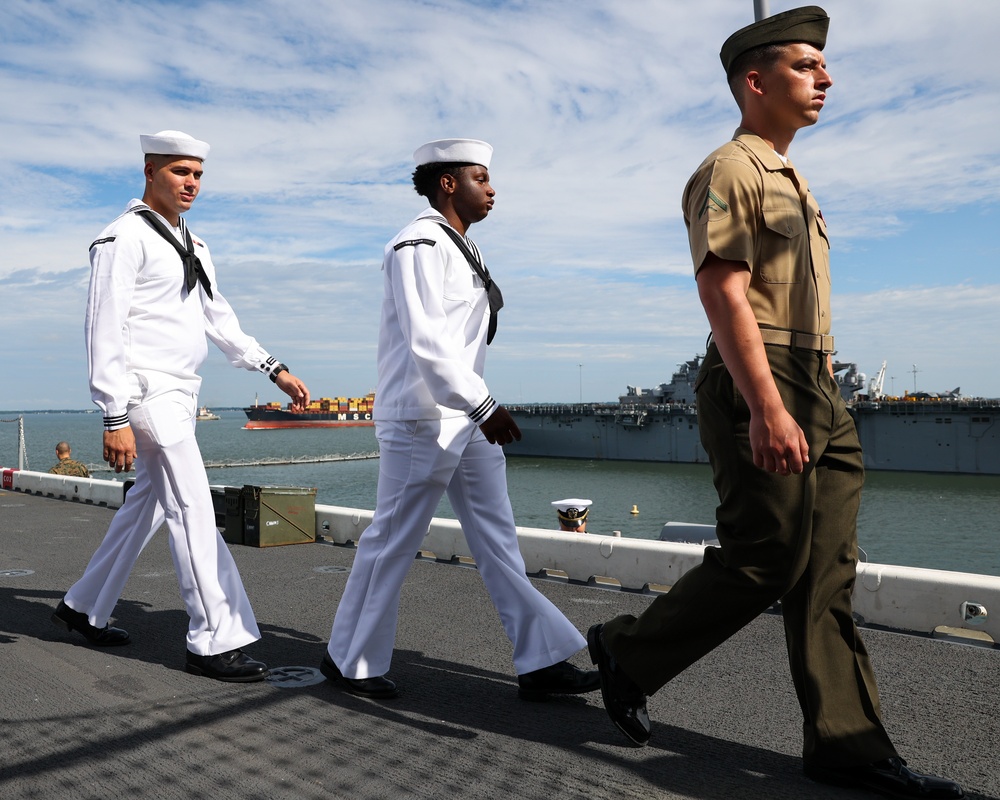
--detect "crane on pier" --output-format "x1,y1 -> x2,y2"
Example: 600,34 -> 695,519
868,361 -> 887,400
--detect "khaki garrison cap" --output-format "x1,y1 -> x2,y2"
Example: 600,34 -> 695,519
720,5 -> 829,76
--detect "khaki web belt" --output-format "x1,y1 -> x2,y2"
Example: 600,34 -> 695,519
758,328 -> 835,353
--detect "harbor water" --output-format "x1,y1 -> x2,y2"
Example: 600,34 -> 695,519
4,409 -> 999,577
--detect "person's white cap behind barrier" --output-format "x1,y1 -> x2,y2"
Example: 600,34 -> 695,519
552,498 -> 592,526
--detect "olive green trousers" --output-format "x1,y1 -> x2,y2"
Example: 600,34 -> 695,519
603,343 -> 898,766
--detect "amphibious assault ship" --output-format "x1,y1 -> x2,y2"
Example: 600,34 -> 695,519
505,357 -> 1000,475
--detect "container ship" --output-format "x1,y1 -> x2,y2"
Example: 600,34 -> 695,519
504,357 -> 1000,475
243,393 -> 375,429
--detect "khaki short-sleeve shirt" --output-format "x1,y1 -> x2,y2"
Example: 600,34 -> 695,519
682,128 -> 832,335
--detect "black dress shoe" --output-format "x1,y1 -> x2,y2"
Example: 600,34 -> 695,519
51,600 -> 130,647
185,649 -> 269,682
587,624 -> 650,746
319,653 -> 398,699
517,660 -> 600,701
804,757 -> 965,799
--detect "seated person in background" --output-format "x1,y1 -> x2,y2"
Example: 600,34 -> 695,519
49,442 -> 90,477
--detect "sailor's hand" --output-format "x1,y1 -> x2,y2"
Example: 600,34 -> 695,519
749,407 -> 808,476
276,372 -> 310,412
479,406 -> 522,446
103,427 -> 137,473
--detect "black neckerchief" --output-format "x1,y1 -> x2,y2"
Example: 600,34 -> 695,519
436,223 -> 503,344
134,207 -> 214,300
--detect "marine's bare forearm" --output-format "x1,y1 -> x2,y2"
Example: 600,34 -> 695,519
696,255 -> 809,475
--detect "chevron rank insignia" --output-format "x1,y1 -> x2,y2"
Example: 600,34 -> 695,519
698,188 -> 729,219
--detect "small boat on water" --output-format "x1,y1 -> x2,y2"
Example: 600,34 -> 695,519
196,406 -> 221,421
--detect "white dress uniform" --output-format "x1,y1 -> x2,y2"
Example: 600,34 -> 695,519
65,198 -> 282,656
327,207 -> 587,679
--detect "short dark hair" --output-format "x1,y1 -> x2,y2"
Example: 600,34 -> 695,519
411,162 -> 475,198
727,43 -> 787,107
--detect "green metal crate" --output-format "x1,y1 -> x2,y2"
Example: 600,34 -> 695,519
241,485 -> 317,547
209,485 -> 246,545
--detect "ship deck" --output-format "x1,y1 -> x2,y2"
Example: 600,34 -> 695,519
2,490 -> 998,800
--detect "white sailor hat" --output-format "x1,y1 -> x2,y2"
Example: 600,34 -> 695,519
139,130 -> 211,161
552,498 -> 592,522
413,138 -> 492,169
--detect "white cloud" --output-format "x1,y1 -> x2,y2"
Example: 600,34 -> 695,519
2,0 -> 999,409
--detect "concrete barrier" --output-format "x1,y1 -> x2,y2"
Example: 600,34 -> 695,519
314,501 -> 1000,647
3,468 -> 124,507
3,469 -> 997,647
854,562 -> 997,641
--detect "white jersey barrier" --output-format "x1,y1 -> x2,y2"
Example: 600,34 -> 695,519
3,469 -> 997,647
319,503 -> 999,647
3,468 -> 125,508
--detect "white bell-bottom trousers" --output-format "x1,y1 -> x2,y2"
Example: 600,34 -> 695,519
65,391 -> 260,655
327,416 -> 586,679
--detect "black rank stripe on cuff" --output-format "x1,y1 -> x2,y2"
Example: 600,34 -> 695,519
103,413 -> 130,431
259,356 -> 281,375
469,396 -> 497,424
259,356 -> 289,383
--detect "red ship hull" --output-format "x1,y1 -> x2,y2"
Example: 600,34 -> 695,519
243,408 -> 374,429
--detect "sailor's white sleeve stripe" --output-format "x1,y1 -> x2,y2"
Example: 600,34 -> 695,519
103,413 -> 130,431
469,396 -> 497,423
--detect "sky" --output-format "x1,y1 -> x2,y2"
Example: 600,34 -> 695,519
2,0 -> 999,412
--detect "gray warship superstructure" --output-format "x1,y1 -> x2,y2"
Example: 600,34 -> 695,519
505,356 -> 1000,475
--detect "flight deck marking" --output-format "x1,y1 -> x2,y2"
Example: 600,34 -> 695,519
265,666 -> 326,688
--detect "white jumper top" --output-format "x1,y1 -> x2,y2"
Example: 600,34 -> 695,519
373,208 -> 497,423
86,199 -> 275,429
